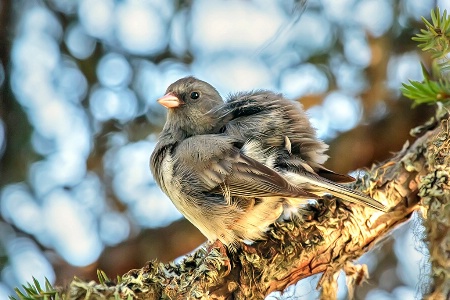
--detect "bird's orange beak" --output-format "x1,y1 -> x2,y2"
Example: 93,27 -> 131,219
157,92 -> 184,108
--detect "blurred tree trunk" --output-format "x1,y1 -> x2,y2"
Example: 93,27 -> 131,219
0,0 -> 34,186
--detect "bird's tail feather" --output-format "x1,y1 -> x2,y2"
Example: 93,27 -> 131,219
286,172 -> 388,212
317,181 -> 387,212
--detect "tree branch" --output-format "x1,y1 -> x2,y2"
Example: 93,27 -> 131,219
48,114 -> 448,300
419,118 -> 450,300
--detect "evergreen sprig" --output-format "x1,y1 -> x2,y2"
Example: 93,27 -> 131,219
401,8 -> 450,106
401,79 -> 450,106
10,271 -> 125,300
401,63 -> 450,106
413,7 -> 450,59
9,277 -> 60,300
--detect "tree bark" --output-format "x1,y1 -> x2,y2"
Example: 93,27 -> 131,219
60,113 -> 449,300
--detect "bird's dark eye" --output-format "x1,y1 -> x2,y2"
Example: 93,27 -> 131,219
190,92 -> 200,100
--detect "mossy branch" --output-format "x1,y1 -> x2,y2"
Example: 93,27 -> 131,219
12,110 -> 450,299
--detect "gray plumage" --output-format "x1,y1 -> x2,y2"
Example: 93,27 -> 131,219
150,76 -> 387,249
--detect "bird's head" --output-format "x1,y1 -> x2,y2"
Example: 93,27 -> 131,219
158,76 -> 224,137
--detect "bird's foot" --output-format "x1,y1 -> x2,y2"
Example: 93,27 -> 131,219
207,239 -> 228,256
207,239 -> 231,274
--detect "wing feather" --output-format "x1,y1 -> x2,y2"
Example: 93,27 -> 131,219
174,134 -> 316,199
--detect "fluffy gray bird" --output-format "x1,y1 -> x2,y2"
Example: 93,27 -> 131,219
150,76 -> 386,248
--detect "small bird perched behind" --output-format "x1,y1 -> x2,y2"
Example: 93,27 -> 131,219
150,76 -> 387,249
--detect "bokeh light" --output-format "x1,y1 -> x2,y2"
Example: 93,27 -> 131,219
191,0 -> 285,55
78,0 -> 114,39
323,92 -> 362,132
42,189 -> 103,266
1,184 -> 43,236
280,64 -> 329,99
115,1 -> 168,55
3,237 -> 55,290
65,23 -> 96,59
355,0 -> 393,37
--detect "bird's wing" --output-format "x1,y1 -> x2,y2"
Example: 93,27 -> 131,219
174,134 -> 316,199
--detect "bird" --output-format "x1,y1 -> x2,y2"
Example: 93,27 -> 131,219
150,76 -> 387,249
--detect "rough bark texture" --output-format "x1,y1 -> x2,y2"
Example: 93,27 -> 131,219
419,118 -> 450,300
58,114 -> 449,300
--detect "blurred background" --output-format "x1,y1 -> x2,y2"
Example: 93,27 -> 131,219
0,0 -> 447,299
